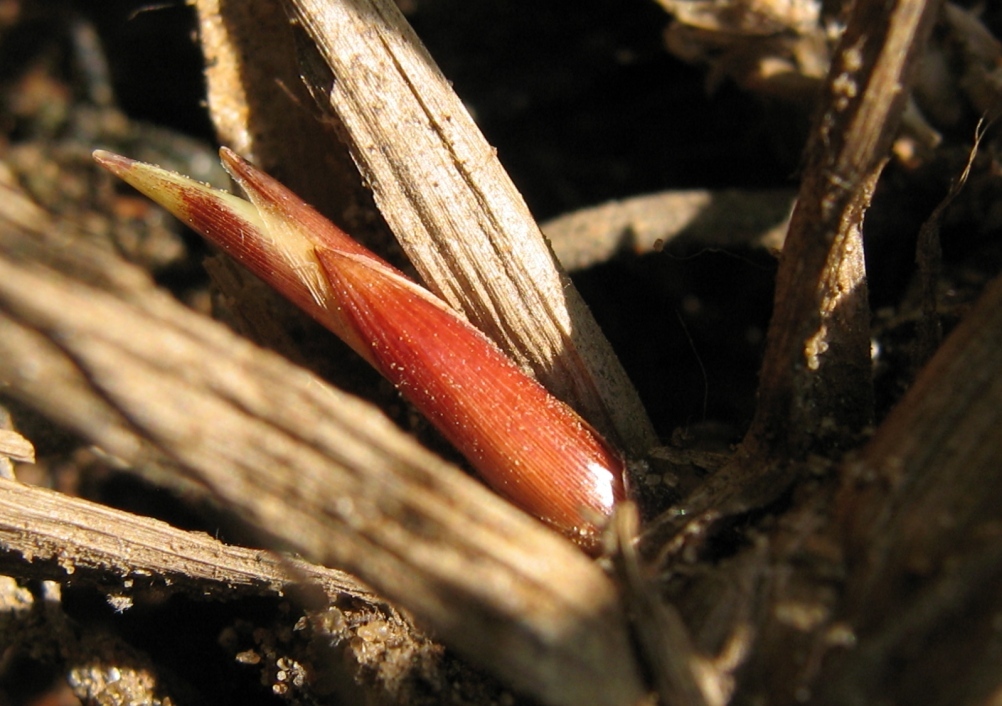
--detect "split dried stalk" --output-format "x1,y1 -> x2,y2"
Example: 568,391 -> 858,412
0,425 -> 34,481
0,430 -> 33,464
611,506 -> 717,706
0,199 -> 645,706
0,477 -> 453,702
749,0 -> 940,454
195,0 -> 656,456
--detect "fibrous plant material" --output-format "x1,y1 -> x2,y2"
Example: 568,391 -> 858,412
825,269 -> 1002,705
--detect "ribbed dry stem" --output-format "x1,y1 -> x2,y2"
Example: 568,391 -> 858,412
0,477 -> 371,602
0,477 -> 453,702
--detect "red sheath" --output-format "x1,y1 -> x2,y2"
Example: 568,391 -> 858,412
94,147 -> 627,553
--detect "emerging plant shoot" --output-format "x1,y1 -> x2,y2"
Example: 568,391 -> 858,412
94,148 -> 626,552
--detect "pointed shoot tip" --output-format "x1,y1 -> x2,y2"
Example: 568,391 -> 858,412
92,149 -> 135,177
219,146 -> 255,178
218,146 -> 260,186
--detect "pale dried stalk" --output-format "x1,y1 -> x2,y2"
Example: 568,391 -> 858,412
611,507 -> 717,706
0,477 -> 370,602
0,208 -> 645,706
0,477 -> 453,699
0,430 -> 34,464
195,0 -> 656,455
542,189 -> 793,271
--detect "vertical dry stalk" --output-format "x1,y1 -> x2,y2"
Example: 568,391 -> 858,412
638,0 -> 942,560
748,0 -> 941,456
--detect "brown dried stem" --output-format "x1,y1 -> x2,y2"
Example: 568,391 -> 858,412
749,0 -> 941,454
629,270 -> 1002,706
639,0 -> 942,559
822,269 -> 1002,705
